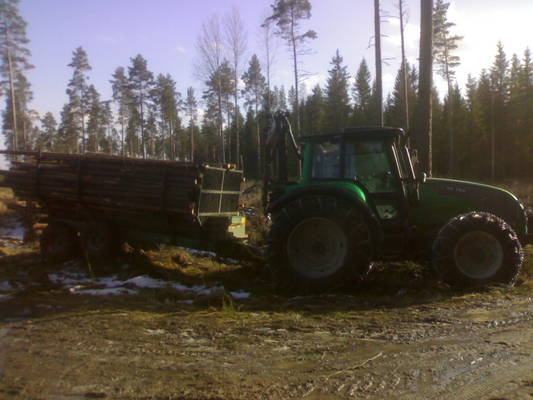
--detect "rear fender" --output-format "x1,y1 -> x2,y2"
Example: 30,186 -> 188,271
266,186 -> 383,246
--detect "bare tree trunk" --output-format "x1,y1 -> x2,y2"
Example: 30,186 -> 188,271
255,99 -> 261,177
416,0 -> 433,175
290,16 -> 301,135
234,81 -> 239,166
263,21 -> 274,115
120,117 -> 125,156
374,0 -> 383,126
490,92 -> 495,182
22,114 -> 27,150
265,29 -> 272,113
6,41 -> 18,153
217,77 -> 225,163
443,38 -> 454,177
167,119 -> 171,160
80,103 -> 85,153
140,88 -> 145,158
190,124 -> 194,162
399,0 -> 409,132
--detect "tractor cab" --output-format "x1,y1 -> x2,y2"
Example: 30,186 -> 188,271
299,127 -> 420,222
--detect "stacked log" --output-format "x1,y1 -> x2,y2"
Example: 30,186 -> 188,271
0,151 -> 210,234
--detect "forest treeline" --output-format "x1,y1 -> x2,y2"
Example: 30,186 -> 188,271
1,0 -> 532,181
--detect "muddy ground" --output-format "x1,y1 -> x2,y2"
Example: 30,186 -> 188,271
0,188 -> 532,400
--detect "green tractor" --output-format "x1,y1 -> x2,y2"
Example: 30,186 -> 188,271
264,112 -> 530,292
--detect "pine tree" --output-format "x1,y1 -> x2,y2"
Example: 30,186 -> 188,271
203,60 -> 234,162
85,85 -> 112,153
184,87 -> 198,162
520,48 -> 533,179
127,54 -> 154,158
302,84 -> 325,134
58,103 -> 76,152
66,46 -> 91,153
352,59 -> 373,125
37,112 -> 56,151
265,0 -> 317,135
0,0 -> 34,153
195,15 -> 226,162
153,73 -> 180,159
433,0 -> 463,176
464,74 -> 486,178
224,7 -> 247,167
86,84 -> 102,152
384,62 -> 417,130
489,42 -> 509,179
110,66 -> 130,155
507,49 -> 532,178
324,49 -> 350,131
242,54 -> 266,174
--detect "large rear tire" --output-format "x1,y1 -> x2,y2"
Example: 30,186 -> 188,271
432,212 -> 523,287
268,195 -> 375,292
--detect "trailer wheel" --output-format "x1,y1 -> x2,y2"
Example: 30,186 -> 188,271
432,212 -> 523,287
40,222 -> 79,263
81,224 -> 114,260
268,195 -> 374,292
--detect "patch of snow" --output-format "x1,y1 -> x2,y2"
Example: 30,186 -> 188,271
230,290 -> 250,299
71,287 -> 138,296
124,275 -> 169,289
178,247 -> 217,258
0,216 -> 26,240
0,281 -> 17,291
196,285 -> 225,296
145,329 -> 166,335
48,270 -> 93,286
288,296 -> 313,302
45,266 -> 253,301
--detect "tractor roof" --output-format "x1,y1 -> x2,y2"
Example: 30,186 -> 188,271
299,126 -> 405,142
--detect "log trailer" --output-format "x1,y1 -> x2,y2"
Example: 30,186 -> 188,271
0,152 -> 248,262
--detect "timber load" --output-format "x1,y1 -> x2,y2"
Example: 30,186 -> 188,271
0,151 -> 243,236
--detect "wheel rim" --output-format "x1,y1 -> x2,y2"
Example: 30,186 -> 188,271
47,236 -> 70,255
453,230 -> 503,280
85,233 -> 106,254
42,224 -> 76,261
287,217 -> 348,279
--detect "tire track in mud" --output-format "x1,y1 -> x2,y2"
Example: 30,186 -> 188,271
399,323 -> 533,400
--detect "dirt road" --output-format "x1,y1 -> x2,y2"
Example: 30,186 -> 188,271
0,243 -> 532,400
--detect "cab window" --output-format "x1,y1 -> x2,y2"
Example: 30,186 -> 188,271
344,140 -> 396,193
312,141 -> 341,179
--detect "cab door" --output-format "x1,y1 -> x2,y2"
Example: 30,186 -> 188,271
343,138 -> 409,256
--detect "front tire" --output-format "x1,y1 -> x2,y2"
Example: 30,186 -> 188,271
432,212 -> 523,287
268,195 -> 375,292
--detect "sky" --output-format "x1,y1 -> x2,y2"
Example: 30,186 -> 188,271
11,0 -> 533,122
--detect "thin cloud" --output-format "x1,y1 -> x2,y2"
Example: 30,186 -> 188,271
175,45 -> 188,54
96,34 -> 121,45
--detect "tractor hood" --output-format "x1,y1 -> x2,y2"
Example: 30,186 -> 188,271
412,177 -> 528,243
